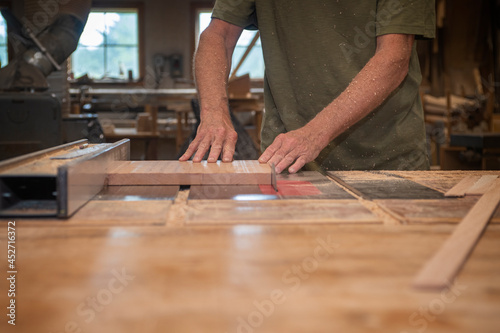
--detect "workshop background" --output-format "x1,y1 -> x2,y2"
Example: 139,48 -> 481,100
0,0 -> 498,168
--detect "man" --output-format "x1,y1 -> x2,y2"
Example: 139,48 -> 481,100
180,0 -> 436,173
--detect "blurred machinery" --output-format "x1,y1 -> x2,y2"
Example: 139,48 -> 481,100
0,0 -> 102,160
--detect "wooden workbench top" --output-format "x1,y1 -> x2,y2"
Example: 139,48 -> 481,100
0,170 -> 499,333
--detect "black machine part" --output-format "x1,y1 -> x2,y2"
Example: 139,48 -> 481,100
0,93 -> 62,160
0,8 -> 88,91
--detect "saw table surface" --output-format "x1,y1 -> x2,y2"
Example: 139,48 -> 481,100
1,170 -> 500,333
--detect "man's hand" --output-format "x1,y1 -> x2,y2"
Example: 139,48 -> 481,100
258,124 -> 329,174
179,112 -> 237,163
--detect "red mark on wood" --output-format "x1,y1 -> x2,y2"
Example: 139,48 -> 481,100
259,181 -> 322,196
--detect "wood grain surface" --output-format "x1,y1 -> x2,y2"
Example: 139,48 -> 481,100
1,171 -> 499,333
107,160 -> 272,185
186,200 -> 380,225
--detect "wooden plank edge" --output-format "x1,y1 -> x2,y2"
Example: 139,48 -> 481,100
413,178 -> 500,291
444,176 -> 481,197
465,175 -> 499,196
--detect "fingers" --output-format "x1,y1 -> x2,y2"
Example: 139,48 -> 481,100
288,156 -> 307,174
179,138 -> 201,161
258,136 -> 282,163
179,128 -> 237,163
275,154 -> 295,174
259,133 -> 311,174
192,139 -> 211,162
222,131 -> 237,162
207,136 -> 223,162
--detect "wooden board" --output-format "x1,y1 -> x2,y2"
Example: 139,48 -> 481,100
107,160 -> 271,186
413,178 -> 500,290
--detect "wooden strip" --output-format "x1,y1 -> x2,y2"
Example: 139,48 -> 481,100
466,175 -> 498,196
444,175 -> 481,197
107,160 -> 271,186
413,178 -> 500,290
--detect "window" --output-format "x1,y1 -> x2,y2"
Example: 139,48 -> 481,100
0,10 -> 8,68
71,8 -> 141,80
196,10 -> 264,79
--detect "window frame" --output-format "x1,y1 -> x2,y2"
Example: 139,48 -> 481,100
190,2 -> 213,80
190,1 -> 264,83
72,1 -> 145,82
0,0 -> 11,66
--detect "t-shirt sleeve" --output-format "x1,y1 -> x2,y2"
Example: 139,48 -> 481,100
212,0 -> 258,30
376,0 -> 436,39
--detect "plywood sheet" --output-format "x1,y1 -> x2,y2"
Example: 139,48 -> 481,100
186,200 -> 380,225
107,160 -> 271,186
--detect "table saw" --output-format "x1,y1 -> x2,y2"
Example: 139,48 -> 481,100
0,140 -> 499,333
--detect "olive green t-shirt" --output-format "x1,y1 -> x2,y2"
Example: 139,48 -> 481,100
212,0 -> 436,170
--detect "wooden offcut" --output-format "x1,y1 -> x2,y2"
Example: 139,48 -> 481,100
413,178 -> 500,290
445,175 -> 498,197
444,176 -> 481,197
107,160 -> 272,186
466,175 -> 498,195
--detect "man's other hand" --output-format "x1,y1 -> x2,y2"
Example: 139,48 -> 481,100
258,125 -> 328,174
179,113 -> 237,163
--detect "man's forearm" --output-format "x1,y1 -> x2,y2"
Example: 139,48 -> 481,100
307,35 -> 414,145
194,30 -> 233,116
259,34 -> 415,173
